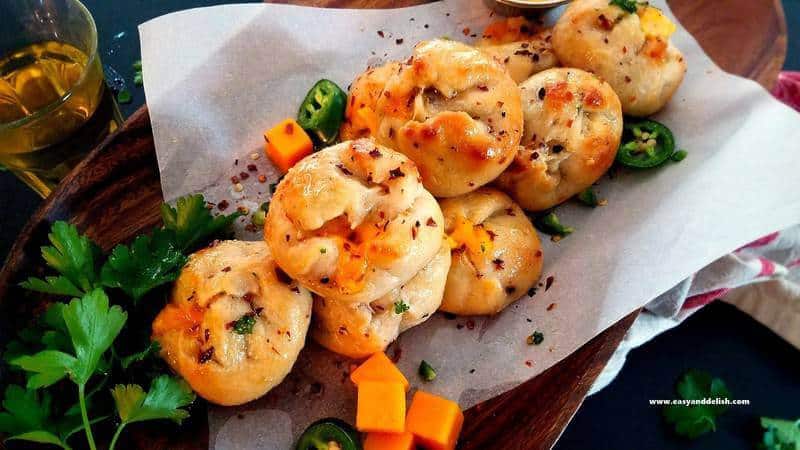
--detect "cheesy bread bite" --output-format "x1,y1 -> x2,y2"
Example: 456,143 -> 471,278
496,68 -> 622,211
440,188 -> 543,315
476,17 -> 559,84
152,240 -> 312,406
264,139 -> 444,304
552,0 -> 686,116
311,242 -> 451,359
344,39 -> 524,197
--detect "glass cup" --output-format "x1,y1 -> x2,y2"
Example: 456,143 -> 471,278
0,0 -> 122,198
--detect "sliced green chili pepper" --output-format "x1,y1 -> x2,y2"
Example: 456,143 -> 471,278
534,212 -> 574,237
616,119 -> 675,169
295,418 -> 361,450
297,79 -> 347,145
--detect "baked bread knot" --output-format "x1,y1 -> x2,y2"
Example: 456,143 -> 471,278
496,68 -> 622,211
152,240 -> 312,406
440,188 -> 543,315
264,139 -> 444,304
311,241 -> 451,358
552,0 -> 686,116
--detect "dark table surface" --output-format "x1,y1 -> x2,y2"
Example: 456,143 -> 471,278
2,1 -> 799,449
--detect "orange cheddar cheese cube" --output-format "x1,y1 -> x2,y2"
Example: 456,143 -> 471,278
356,381 -> 406,433
363,431 -> 415,450
264,118 -> 313,172
350,352 -> 410,391
406,391 -> 464,450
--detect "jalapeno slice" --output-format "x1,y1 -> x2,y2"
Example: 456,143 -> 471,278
295,418 -> 361,450
297,79 -> 347,145
615,119 -> 675,168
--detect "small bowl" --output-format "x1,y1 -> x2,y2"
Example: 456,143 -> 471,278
495,0 -> 570,9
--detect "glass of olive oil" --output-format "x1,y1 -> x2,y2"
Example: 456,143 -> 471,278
0,0 -> 122,197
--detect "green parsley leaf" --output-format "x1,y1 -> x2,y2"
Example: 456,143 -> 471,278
100,229 -> 187,301
394,300 -> 410,314
20,276 -> 84,297
160,194 -> 242,252
117,89 -> 132,104
609,0 -> 638,13
61,289 -> 127,385
13,290 -> 127,388
418,360 -> 437,382
577,187 -> 599,207
0,385 -> 70,449
534,212 -> 574,237
132,60 -> 142,70
133,72 -> 143,86
20,221 -> 102,296
760,417 -> 800,450
662,370 -> 731,439
111,376 -> 194,425
231,314 -> 256,335
109,376 -> 195,448
119,341 -> 161,370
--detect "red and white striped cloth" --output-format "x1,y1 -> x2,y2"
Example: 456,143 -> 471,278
593,74 -> 800,393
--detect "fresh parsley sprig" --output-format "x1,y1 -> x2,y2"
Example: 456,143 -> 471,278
760,417 -> 800,450
662,370 -> 731,439
160,194 -> 242,252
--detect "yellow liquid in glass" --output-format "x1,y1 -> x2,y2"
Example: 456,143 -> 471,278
0,41 -> 120,197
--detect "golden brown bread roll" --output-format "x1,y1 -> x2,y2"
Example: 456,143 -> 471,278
440,188 -> 543,315
340,61 -> 401,141
152,240 -> 312,406
311,242 -> 451,358
342,39 -> 524,197
496,68 -> 622,211
476,17 -> 559,84
552,0 -> 686,116
264,139 -> 444,304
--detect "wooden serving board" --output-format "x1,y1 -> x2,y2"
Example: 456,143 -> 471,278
0,1 -> 786,449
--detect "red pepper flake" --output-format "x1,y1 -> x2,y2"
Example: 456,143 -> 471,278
505,207 -> 516,216
284,122 -> 294,134
204,328 -> 211,342
466,319 -> 475,330
624,75 -> 632,83
221,266 -> 231,272
486,230 -> 497,241
426,217 -> 437,227
505,286 -> 516,294
244,223 -> 258,233
525,360 -> 533,367
545,275 -> 555,291
527,287 -> 537,297
258,175 -> 267,183
335,163 -> 353,176
247,164 -> 257,172
492,258 -> 505,270
377,30 -> 385,38
395,38 -> 404,45
535,250 -> 543,257
477,84 -> 489,91
198,347 -> 214,364
369,148 -> 382,158
547,303 -> 556,311
320,276 -> 330,284
239,171 -> 250,180
218,200 -> 230,211
597,14 -> 613,30
462,27 -> 471,36
456,323 -> 464,330
389,167 -> 405,179
411,226 -> 418,240
230,175 -> 240,184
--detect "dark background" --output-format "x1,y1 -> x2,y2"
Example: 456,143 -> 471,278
2,1 -> 799,449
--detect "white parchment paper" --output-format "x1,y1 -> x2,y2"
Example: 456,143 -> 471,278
139,1 -> 800,447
